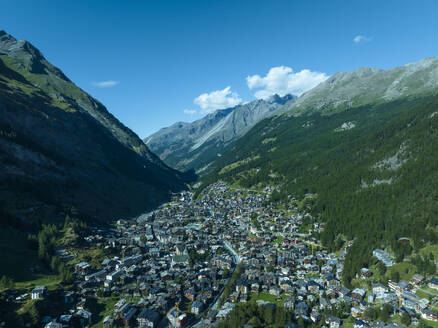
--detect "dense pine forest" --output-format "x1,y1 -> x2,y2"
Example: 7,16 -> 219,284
198,94 -> 438,284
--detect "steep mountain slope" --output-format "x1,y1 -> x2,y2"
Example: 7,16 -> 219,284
0,31 -> 187,226
145,94 -> 296,171
198,56 -> 438,284
290,56 -> 438,115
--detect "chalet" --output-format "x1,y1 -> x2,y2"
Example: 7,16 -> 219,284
203,287 -> 213,299
269,286 -> 282,296
236,280 -> 249,294
280,280 -> 293,292
106,270 -> 123,281
137,308 -> 160,328
284,298 -> 295,310
230,291 -> 240,302
175,244 -> 186,256
351,307 -> 363,318
429,277 -> 438,290
85,269 -> 107,282
325,315 -> 341,328
351,288 -> 366,301
372,283 -> 387,299
360,268 -> 372,279
191,301 -> 203,315
103,316 -> 114,328
307,280 -> 321,294
373,249 -> 393,266
310,310 -> 321,323
75,262 -> 91,274
76,309 -> 92,326
167,308 -> 188,328
118,304 -> 137,327
326,276 -> 340,288
31,286 -> 47,300
251,282 -> 260,293
114,298 -> 127,310
59,315 -> 73,325
338,287 -> 351,299
354,319 -> 370,328
295,302 -> 309,319
421,309 -> 438,321
410,274 -> 425,287
319,297 -> 331,310
184,288 -> 195,302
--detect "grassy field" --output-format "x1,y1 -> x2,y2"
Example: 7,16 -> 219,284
15,275 -> 61,291
420,319 -> 438,328
367,261 -> 417,285
386,262 -> 418,281
90,296 -> 119,328
67,246 -> 105,270
419,243 -> 438,261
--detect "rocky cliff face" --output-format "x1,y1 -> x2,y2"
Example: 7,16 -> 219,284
0,31 -> 187,225
145,94 -> 296,172
290,56 -> 438,115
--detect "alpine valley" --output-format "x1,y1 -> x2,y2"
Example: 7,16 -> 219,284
3,28 -> 438,328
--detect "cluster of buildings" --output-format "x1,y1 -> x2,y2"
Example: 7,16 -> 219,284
8,182 -> 438,328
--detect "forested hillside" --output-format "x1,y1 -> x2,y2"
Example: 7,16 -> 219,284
198,94 -> 438,284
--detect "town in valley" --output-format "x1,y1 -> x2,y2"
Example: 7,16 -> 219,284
4,183 -> 438,328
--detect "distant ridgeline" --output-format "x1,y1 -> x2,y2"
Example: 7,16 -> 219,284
197,56 -> 438,285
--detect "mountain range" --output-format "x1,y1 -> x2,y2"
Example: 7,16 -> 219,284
2,29 -> 438,285
146,55 -> 438,174
0,30 -> 188,227
291,56 -> 438,114
145,93 -> 296,172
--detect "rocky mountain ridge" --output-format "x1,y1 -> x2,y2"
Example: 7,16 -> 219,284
145,93 -> 296,171
290,56 -> 438,115
0,30 -> 188,225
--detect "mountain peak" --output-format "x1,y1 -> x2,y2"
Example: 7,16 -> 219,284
0,30 -> 18,53
0,38 -> 42,59
0,31 -> 71,80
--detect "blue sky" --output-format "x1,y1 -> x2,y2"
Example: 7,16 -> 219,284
2,0 -> 438,137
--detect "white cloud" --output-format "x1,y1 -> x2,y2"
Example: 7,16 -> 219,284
91,80 -> 119,88
353,35 -> 372,44
183,109 -> 197,115
247,66 -> 328,99
194,86 -> 242,114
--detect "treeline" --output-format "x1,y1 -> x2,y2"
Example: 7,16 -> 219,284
199,95 -> 438,280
